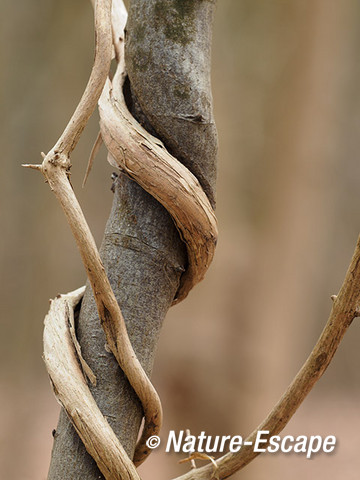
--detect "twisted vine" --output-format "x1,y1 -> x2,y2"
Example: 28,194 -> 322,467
24,1 -> 360,479
98,5 -> 218,306
25,0 -> 217,477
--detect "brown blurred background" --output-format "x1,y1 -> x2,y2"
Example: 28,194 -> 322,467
1,0 -> 360,478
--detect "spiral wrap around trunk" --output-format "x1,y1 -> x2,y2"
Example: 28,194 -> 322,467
42,0 -> 218,478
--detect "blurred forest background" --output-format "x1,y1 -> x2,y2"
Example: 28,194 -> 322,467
1,0 -> 360,478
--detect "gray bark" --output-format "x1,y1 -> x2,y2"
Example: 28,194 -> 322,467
47,1 -> 217,478
125,0 -> 218,208
48,176 -> 186,479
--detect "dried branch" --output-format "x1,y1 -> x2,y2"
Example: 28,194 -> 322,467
95,0 -> 217,464
43,287 -> 140,480
34,157 -> 163,468
99,74 -> 218,305
25,0 -> 218,475
99,0 -> 217,304
28,0 -> 359,478
55,0 -> 112,156
171,237 -> 360,480
24,0 -> 161,474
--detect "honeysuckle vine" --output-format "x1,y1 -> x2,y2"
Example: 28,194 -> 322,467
24,1 -> 360,479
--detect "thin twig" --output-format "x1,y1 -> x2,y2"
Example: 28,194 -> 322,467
171,237 -> 360,480
82,131 -> 103,187
53,0 -> 113,156
185,429 -> 197,470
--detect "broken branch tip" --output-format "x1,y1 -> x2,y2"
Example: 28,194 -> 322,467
22,163 -> 43,172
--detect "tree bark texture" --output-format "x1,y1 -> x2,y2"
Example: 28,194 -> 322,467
48,176 -> 186,479
48,1 -> 217,478
125,0 -> 218,208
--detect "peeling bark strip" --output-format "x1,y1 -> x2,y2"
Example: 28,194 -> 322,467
43,287 -> 140,480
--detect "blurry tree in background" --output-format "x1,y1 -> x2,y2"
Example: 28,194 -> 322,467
1,1 -> 360,479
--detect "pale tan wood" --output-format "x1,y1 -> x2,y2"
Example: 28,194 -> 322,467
171,237 -> 360,480
99,77 -> 218,304
25,0 -> 360,478
24,0 -> 162,474
43,287 -> 140,480
98,0 -> 218,304
23,0 -> 217,474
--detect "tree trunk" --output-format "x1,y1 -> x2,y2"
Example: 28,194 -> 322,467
47,1 -> 217,478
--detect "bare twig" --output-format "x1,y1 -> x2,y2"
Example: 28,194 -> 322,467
179,453 -> 219,479
82,131 -> 103,187
53,0 -> 112,156
185,429 -> 197,470
171,237 -> 360,480
38,154 -> 163,469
